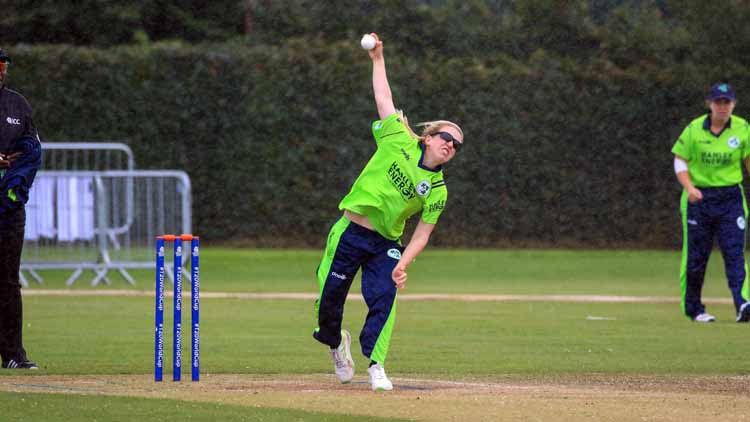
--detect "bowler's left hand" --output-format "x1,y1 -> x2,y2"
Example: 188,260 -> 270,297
392,265 -> 407,289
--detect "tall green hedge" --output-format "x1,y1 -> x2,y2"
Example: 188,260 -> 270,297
4,41 -> 742,248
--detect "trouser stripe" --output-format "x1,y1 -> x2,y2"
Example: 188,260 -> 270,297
370,300 -> 397,364
314,217 -> 350,330
679,190 -> 689,318
741,186 -> 749,302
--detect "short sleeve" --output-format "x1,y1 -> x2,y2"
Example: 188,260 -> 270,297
671,125 -> 692,160
420,187 -> 447,225
372,113 -> 415,146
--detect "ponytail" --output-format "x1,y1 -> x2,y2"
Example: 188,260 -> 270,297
396,111 -> 463,144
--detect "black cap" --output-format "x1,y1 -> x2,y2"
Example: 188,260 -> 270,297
0,48 -> 10,64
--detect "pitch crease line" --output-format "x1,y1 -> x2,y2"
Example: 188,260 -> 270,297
20,290 -> 733,304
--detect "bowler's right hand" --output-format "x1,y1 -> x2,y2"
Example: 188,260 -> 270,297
687,187 -> 703,203
367,33 -> 384,61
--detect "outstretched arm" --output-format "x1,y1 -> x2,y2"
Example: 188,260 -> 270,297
367,33 -> 396,119
391,220 -> 436,289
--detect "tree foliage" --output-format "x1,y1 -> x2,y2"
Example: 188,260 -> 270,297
4,0 -> 750,247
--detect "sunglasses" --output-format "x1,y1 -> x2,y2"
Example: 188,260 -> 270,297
434,131 -> 463,152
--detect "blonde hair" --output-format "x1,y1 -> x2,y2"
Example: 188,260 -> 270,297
397,110 -> 463,143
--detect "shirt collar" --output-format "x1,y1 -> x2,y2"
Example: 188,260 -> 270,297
703,113 -> 732,131
418,143 -> 442,172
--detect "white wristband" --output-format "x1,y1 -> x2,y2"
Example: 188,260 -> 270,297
674,157 -> 688,174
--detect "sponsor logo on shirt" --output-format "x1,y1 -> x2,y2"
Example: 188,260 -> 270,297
400,148 -> 410,161
426,200 -> 445,213
388,161 -> 416,200
700,151 -> 731,166
6,117 -> 20,125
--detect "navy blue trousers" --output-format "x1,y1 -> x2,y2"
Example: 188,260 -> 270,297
313,217 -> 402,364
681,185 -> 749,318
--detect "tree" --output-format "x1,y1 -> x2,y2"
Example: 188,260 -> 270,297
0,0 -> 140,45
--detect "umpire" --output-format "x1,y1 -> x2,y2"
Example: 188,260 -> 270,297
0,47 -> 40,369
672,82 -> 750,324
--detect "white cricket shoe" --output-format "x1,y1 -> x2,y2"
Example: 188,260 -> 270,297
737,302 -> 750,323
694,312 -> 716,323
330,329 -> 354,383
367,363 -> 393,391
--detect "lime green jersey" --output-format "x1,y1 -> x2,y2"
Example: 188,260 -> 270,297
671,114 -> 750,187
338,113 -> 448,240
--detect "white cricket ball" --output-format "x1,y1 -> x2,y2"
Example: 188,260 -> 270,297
360,34 -> 376,50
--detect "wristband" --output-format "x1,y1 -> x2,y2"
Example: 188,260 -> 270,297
674,157 -> 688,174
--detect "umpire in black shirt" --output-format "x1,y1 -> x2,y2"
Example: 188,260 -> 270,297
0,47 -> 39,369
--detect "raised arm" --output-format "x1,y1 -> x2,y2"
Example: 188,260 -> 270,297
367,33 -> 396,119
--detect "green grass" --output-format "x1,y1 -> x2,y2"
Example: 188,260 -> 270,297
7,248 -> 750,421
23,248 -> 735,297
11,295 -> 749,377
1,392 -> 403,422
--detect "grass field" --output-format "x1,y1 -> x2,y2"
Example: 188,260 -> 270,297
3,249 -> 750,421
25,248 -> 734,296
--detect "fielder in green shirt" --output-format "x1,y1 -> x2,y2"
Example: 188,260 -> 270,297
672,82 -> 750,323
312,33 -> 464,391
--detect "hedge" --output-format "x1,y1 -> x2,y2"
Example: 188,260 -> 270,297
5,40 -> 743,248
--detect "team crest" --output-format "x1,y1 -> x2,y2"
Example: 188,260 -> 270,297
728,137 -> 740,149
416,180 -> 431,197
738,216 -> 746,230
387,249 -> 402,260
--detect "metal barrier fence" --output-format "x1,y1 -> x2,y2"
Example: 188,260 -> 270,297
41,142 -> 135,171
20,170 -> 191,286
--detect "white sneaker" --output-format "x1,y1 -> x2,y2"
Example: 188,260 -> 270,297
330,330 -> 354,383
737,302 -> 750,323
694,312 -> 716,323
367,363 -> 393,391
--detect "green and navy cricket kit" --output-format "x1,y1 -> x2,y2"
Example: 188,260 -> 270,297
338,113 -> 448,240
672,115 -> 750,187
672,114 -> 750,318
314,113 -> 447,363
314,217 -> 402,363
